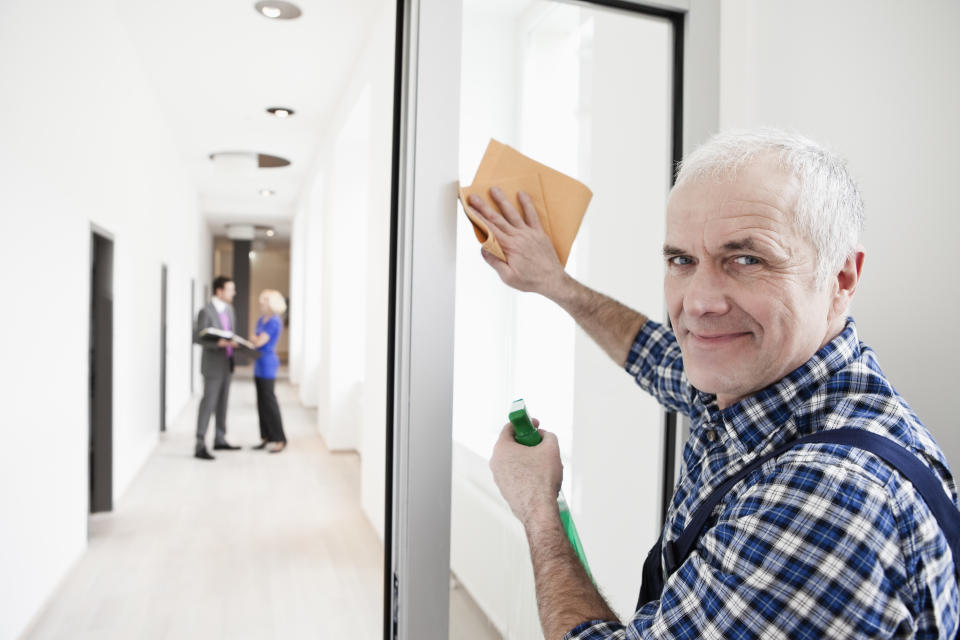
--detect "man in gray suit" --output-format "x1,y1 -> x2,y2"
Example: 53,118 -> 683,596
194,275 -> 241,460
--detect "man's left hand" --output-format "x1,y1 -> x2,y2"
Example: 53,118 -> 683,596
490,422 -> 563,526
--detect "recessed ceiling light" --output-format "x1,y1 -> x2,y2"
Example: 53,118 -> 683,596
255,1 -> 302,20
260,189 -> 275,197
249,251 -> 257,260
266,229 -> 275,237
266,106 -> 295,118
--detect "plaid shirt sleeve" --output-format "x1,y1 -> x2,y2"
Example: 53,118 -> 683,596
624,320 -> 696,415
564,452 -> 932,639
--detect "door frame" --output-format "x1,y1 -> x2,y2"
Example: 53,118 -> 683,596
190,278 -> 196,395
386,0 -> 719,636
160,263 -> 167,432
89,225 -> 115,515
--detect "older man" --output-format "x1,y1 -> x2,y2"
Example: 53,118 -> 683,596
471,129 -> 959,639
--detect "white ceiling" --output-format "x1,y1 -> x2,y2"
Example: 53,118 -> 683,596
118,0 -> 388,239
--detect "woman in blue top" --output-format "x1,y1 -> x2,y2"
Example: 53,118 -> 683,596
249,289 -> 287,452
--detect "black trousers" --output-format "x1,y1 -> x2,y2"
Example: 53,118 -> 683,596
254,376 -> 286,444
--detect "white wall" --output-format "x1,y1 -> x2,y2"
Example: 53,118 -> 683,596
296,174 -> 325,408
317,84 -> 371,452
358,5 -> 396,539
291,0 -> 394,537
0,1 -> 207,638
719,0 -> 960,467
289,207 -> 306,384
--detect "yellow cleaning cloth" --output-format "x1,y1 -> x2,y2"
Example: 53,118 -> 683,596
458,139 -> 592,266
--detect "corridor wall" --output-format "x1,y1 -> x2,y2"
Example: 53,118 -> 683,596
295,174 -> 326,409
0,2 -> 208,638
289,207 -> 307,385
290,0 -> 394,539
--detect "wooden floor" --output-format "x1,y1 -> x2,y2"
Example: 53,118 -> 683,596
24,369 -> 384,639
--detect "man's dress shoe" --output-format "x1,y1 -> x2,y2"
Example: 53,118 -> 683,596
195,448 -> 215,460
213,442 -> 241,450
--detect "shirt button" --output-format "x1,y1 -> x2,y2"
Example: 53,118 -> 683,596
705,429 -> 717,443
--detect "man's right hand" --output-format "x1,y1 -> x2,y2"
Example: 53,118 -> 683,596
470,185 -> 649,367
216,338 -> 230,348
468,187 -> 570,301
489,420 -> 562,527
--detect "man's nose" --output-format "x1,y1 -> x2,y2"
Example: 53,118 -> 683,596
683,263 -> 730,316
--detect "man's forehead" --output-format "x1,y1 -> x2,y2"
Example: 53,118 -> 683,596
666,165 -> 799,241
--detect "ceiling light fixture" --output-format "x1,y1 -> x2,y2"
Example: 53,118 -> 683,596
227,224 -> 256,241
260,189 -> 275,197
209,151 -> 291,169
266,106 -> 295,118
209,151 -> 258,171
266,229 -> 275,237
254,1 -> 302,20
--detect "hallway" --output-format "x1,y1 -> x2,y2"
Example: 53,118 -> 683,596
24,370 -> 383,639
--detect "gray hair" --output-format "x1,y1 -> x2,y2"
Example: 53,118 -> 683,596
674,128 -> 864,286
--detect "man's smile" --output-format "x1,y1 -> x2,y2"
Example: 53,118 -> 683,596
686,330 -> 752,346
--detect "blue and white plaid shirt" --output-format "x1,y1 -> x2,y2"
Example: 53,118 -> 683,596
566,318 -> 959,639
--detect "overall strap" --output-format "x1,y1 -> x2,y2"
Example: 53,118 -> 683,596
663,427 -> 960,579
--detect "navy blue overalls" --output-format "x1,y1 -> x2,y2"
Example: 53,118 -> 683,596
636,427 -> 960,636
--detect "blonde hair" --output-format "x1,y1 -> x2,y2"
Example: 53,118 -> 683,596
259,289 -> 287,315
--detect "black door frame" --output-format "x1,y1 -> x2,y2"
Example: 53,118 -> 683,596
89,227 -> 114,514
190,278 -> 196,394
160,263 -> 168,432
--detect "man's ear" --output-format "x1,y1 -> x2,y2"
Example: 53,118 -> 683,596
830,246 -> 865,320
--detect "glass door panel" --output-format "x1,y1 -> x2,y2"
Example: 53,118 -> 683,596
450,0 -> 675,635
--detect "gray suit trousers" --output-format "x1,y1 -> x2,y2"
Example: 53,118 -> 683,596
196,373 -> 232,449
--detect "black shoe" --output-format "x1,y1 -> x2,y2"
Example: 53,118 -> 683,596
213,442 -> 241,450
195,448 -> 215,460
251,441 -> 268,450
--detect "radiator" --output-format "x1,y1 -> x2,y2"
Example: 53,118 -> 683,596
450,451 -> 544,639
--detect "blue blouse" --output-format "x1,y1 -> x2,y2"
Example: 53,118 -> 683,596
253,315 -> 282,379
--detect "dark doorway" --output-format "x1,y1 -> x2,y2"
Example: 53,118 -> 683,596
160,264 -> 168,432
231,240 -> 251,365
190,278 -> 196,394
89,230 -> 114,514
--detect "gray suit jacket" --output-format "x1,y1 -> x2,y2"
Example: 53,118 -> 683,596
195,301 -> 236,379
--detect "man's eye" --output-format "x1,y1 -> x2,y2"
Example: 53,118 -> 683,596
733,255 -> 761,266
668,256 -> 693,266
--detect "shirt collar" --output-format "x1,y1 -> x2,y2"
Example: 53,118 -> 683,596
211,297 -> 227,313
695,317 -> 862,455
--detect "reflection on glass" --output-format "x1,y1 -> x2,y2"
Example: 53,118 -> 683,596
451,0 -> 674,636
